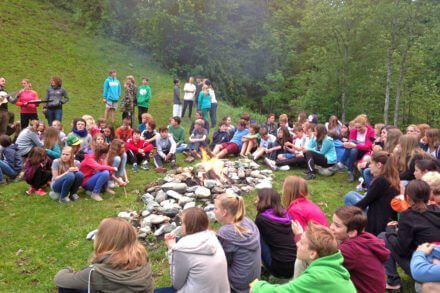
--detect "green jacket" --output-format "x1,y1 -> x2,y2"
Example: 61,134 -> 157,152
252,251 -> 356,293
167,125 -> 185,144
137,85 -> 152,108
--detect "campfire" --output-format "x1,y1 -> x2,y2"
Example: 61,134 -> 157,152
116,156 -> 274,240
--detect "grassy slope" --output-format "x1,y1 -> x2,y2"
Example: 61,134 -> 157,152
0,1 -> 413,292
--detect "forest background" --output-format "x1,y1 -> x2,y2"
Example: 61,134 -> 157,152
53,0 -> 440,127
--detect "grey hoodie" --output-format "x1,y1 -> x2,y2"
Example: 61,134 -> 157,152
217,217 -> 261,293
16,127 -> 43,157
54,260 -> 153,293
170,230 -> 230,293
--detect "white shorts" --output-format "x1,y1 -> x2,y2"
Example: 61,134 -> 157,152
105,101 -> 118,109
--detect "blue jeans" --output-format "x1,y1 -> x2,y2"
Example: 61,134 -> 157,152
363,168 -> 373,188
52,172 -> 84,198
0,160 -> 18,181
154,287 -> 176,293
260,237 -> 272,268
210,103 -> 217,127
341,147 -> 358,172
378,232 -> 401,286
175,144 -> 188,153
45,108 -> 63,125
113,153 -> 127,178
84,170 -> 110,193
344,191 -> 364,206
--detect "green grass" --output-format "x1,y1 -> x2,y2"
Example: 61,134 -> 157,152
0,0 -> 414,292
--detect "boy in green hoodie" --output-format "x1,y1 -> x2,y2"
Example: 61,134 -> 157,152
250,223 -> 356,293
137,77 -> 152,124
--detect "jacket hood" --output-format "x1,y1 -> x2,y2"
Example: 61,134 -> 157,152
308,251 -> 351,281
174,230 -> 219,255
416,205 -> 440,228
218,217 -> 260,251
343,232 -> 390,263
93,261 -> 153,291
260,209 -> 291,225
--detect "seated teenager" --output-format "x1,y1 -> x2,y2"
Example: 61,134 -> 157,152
336,115 -> 375,182
240,124 -> 259,158
23,147 -> 52,196
423,171 -> 440,206
154,127 -> 177,172
250,223 -> 356,293
255,188 -> 296,279
185,119 -> 207,162
82,114 -> 100,138
107,139 -> 129,187
44,127 -> 61,159
425,128 -> 440,160
162,207 -> 230,293
54,217 -> 153,292
410,243 -> 440,292
330,206 -> 390,293
126,130 -> 154,171
189,111 -> 210,135
395,134 -> 426,181
16,119 -> 43,157
141,120 -> 158,147
325,115 -> 342,135
52,120 -> 66,144
210,121 -> 230,150
68,118 -> 92,153
115,117 -> 133,143
50,146 -> 84,203
138,113 -> 153,132
212,119 -> 249,159
79,144 -> 116,201
302,124 -> 337,180
252,127 -> 276,161
167,116 -> 187,153
222,116 -> 236,140
277,124 -> 306,161
344,151 -> 400,235
214,193 -> 261,293
102,124 -> 115,144
381,180 -> 440,290
0,134 -> 22,183
261,113 -> 277,136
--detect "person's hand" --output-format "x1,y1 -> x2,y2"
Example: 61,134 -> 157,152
291,220 -> 304,236
387,221 -> 398,227
68,167 -> 78,172
416,243 -> 436,255
102,98 -> 106,103
165,153 -> 172,161
42,108 -> 47,113
23,102 -> 28,106
138,149 -> 144,154
113,167 -> 118,172
400,182 -> 406,196
373,145 -> 382,152
164,233 -> 176,249
302,147 -> 308,153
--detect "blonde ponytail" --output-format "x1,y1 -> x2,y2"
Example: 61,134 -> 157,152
217,194 -> 250,237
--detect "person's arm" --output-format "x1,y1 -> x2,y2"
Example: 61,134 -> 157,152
61,88 -> 69,104
84,157 -> 116,172
170,250 -> 191,290
411,249 -> 440,282
44,89 -> 50,110
46,144 -> 61,159
252,271 -> 317,293
125,139 -> 138,152
355,177 -> 387,209
387,213 -> 415,258
169,135 -> 177,154
53,266 -> 92,290
141,141 -> 154,153
102,79 -> 108,98
30,132 -> 44,147
156,137 -> 165,158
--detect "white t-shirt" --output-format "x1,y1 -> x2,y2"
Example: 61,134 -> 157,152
183,83 -> 196,101
356,131 -> 367,144
209,88 -> 217,103
260,134 -> 276,149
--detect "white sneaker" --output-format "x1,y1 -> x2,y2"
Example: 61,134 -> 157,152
108,181 -> 116,188
49,191 -> 61,200
264,157 -> 279,170
91,193 -> 103,201
141,160 -> 149,170
279,165 -> 290,171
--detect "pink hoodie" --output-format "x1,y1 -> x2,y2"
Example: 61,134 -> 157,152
287,197 -> 328,229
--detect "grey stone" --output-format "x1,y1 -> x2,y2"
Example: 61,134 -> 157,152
178,196 -> 193,206
163,175 -> 176,182
154,222 -> 176,236
183,202 -> 196,209
260,169 -> 273,176
203,179 -> 218,189
141,210 -> 151,217
204,204 -> 215,212
118,211 -> 138,220
241,186 -> 253,193
255,180 -> 272,189
161,182 -> 188,193
146,201 -> 160,212
205,211 -> 217,222
166,190 -> 182,200
184,192 -> 195,197
229,173 -> 239,180
159,207 -> 181,217
237,168 -> 246,178
195,186 -> 211,198
160,199 -> 176,207
155,190 -> 167,203
140,193 -> 155,205
187,186 -> 199,193
150,214 -> 170,225
138,226 -> 152,238
169,226 -> 182,237
147,187 -> 157,193
211,186 -> 225,194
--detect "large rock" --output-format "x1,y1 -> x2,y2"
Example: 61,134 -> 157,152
161,182 -> 188,193
138,226 -> 152,238
203,179 -> 218,189
154,222 -> 176,236
155,190 -> 167,203
183,202 -> 196,209
178,196 -> 194,206
118,211 -> 138,221
166,190 -> 182,200
205,211 -> 217,222
140,193 -> 155,205
195,186 -> 211,198
255,180 -> 272,189
149,214 -> 171,225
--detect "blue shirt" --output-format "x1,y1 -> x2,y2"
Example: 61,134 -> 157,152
230,128 -> 249,148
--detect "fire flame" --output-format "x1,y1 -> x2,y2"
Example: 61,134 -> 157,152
200,147 -> 224,177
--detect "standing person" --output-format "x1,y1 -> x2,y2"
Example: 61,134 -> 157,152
198,84 -> 211,122
137,77 -> 151,124
194,76 -> 203,109
330,206 -> 390,293
254,188 -> 296,279
0,77 -> 13,135
214,193 -> 261,293
54,217 -> 153,293
205,79 -> 217,127
50,146 -> 84,203
120,79 -> 136,127
172,79 -> 182,118
250,223 -> 356,293
15,79 -> 39,128
43,76 -> 69,125
181,77 -> 196,119
102,69 -> 121,123
161,207 -> 230,293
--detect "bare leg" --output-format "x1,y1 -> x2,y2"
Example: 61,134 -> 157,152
422,282 -> 440,293
252,148 -> 265,160
216,149 -> 228,159
104,108 -> 109,122
245,140 -> 255,155
212,145 -> 223,155
110,109 -> 115,123
240,142 -> 248,156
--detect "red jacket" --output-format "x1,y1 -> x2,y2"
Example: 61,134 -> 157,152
287,197 -> 328,229
340,232 -> 390,293
16,90 -> 39,114
126,138 -> 154,155
348,125 -> 375,152
79,154 -> 115,186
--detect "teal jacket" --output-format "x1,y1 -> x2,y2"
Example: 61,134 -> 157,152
198,91 -> 211,110
137,85 -> 152,108
252,251 -> 356,293
46,144 -> 61,159
102,76 -> 121,102
306,136 -> 337,164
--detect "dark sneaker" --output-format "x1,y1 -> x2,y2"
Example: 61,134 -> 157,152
347,171 -> 355,183
59,196 -> 71,204
70,193 -> 80,201
304,173 -> 316,180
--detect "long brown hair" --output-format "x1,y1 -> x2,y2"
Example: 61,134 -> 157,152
27,147 -> 47,165
182,207 -> 209,235
314,124 -> 327,145
92,218 -> 148,269
94,144 -> 109,162
43,127 -> 60,149
384,128 -> 402,153
107,139 -> 124,166
397,135 -> 425,172
282,176 -> 309,207
371,151 -> 400,191
256,188 -> 285,217
57,146 -> 75,174
216,193 -> 249,236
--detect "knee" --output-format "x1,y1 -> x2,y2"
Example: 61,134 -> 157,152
113,156 -> 121,166
75,171 -> 84,181
100,170 -> 110,179
65,172 -> 75,181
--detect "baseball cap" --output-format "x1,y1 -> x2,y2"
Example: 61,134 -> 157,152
66,135 -> 81,146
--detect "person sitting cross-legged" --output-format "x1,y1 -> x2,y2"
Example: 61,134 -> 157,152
212,119 -> 249,159
126,130 -> 153,171
154,127 -> 177,173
